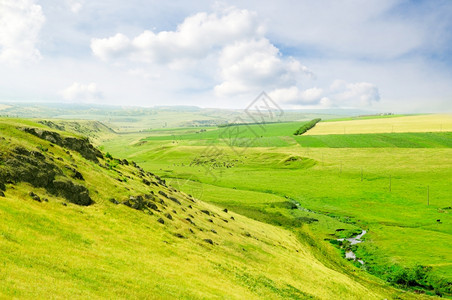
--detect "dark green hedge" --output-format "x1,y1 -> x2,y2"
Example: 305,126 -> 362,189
293,118 -> 321,135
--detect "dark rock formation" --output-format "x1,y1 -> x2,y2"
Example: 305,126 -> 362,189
22,127 -> 103,162
49,178 -> 93,206
0,147 -> 93,206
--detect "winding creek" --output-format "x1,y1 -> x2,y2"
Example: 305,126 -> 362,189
337,230 -> 367,264
292,199 -> 367,265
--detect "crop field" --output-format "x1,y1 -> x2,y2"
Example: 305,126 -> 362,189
101,114 -> 452,296
306,114 -> 452,135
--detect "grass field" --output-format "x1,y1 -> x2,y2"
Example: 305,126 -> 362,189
295,132 -> 452,148
306,114 -> 452,135
143,121 -> 306,141
101,113 -> 452,296
1,118 -> 412,299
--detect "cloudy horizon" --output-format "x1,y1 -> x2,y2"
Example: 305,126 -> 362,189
0,0 -> 451,112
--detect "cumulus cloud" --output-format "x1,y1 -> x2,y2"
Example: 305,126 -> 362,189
214,39 -> 312,96
91,7 -> 313,100
91,7 -> 264,64
61,82 -> 103,102
91,33 -> 131,61
330,80 -> 380,106
269,86 -> 323,104
89,5 -> 384,108
270,80 -> 380,108
0,0 -> 45,63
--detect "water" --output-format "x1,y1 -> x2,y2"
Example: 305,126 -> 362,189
291,199 -> 367,265
338,230 -> 366,265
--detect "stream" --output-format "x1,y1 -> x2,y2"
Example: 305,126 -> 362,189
337,230 -> 367,264
291,199 -> 367,265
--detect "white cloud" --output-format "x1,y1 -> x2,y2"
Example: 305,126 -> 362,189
61,82 -> 103,102
269,86 -> 323,104
67,0 -> 83,13
331,80 -> 380,106
319,97 -> 332,107
269,80 -> 380,108
214,39 -> 312,96
0,0 -> 45,64
91,33 -> 131,61
91,7 -> 264,64
1,1 -> 446,111
91,6 -> 313,100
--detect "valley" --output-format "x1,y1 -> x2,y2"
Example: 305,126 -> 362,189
0,110 -> 451,298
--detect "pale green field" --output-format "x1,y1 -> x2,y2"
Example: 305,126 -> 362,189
307,114 -> 452,135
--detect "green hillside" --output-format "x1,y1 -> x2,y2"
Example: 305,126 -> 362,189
0,118 -> 410,299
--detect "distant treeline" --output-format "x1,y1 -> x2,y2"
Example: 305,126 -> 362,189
293,118 -> 321,135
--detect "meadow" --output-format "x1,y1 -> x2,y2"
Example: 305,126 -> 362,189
0,117 -> 410,299
102,114 -> 452,295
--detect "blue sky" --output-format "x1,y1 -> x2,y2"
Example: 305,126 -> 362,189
0,0 -> 451,112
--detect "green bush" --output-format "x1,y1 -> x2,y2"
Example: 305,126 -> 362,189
366,263 -> 451,296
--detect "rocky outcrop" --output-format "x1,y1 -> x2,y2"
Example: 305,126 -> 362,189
122,194 -> 161,211
4,146 -> 61,188
0,146 -> 93,206
22,127 -> 103,162
48,178 -> 92,206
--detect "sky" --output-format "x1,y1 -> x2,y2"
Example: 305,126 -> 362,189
0,0 -> 451,112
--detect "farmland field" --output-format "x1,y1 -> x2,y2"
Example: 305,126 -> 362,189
306,114 -> 452,135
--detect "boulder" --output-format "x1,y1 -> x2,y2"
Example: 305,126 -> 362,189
49,178 -> 93,206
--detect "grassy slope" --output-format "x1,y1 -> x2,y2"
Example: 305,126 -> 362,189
0,118 -> 405,299
101,114 -> 452,295
306,114 -> 452,135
